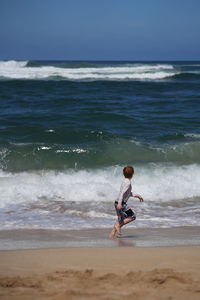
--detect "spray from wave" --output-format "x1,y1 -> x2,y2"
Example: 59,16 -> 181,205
0,60 -> 28,68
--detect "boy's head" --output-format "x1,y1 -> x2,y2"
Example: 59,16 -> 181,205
123,166 -> 134,179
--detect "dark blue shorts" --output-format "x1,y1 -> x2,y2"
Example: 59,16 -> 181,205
114,202 -> 136,224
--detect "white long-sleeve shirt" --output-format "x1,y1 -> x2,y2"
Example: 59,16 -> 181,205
116,178 -> 133,205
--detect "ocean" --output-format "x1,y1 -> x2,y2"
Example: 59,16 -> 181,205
0,60 -> 200,231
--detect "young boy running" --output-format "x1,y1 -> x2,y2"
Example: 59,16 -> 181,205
109,166 -> 144,239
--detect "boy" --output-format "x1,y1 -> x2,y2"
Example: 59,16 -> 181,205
109,166 -> 144,239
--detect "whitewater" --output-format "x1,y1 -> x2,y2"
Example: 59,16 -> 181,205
0,60 -> 178,80
0,163 -> 200,230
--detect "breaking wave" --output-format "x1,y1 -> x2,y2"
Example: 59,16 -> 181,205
0,164 -> 200,230
0,163 -> 200,207
0,60 -> 178,81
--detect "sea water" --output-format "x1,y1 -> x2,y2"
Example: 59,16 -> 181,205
0,60 -> 200,230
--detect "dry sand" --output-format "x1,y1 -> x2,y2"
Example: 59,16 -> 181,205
0,246 -> 200,300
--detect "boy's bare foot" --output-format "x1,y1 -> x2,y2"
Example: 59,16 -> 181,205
115,223 -> 122,235
109,233 -> 116,239
109,226 -> 117,239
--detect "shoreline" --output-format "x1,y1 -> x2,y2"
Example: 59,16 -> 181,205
0,226 -> 199,250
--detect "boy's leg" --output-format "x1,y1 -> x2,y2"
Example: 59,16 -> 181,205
109,221 -> 122,238
120,217 -> 134,227
110,208 -> 136,238
110,204 -> 133,238
120,208 -> 136,228
110,217 -> 135,238
109,224 -> 117,238
114,221 -> 122,235
115,206 -> 126,232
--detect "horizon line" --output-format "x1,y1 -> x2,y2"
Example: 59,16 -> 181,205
1,59 -> 200,62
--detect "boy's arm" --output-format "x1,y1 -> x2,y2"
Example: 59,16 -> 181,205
131,192 -> 144,202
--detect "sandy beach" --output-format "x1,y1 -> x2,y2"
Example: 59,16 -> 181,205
0,246 -> 200,299
0,227 -> 200,300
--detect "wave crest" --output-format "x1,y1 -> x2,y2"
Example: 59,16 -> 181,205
0,61 -> 177,81
0,60 -> 28,68
1,139 -> 200,172
0,164 -> 200,207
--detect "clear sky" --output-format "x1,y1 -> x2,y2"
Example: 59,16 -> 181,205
0,0 -> 200,60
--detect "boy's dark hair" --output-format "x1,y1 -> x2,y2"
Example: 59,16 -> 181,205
123,166 -> 134,178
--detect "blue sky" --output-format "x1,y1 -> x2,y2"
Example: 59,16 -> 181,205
0,0 -> 200,60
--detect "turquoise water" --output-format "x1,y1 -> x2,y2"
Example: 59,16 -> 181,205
0,60 -> 200,230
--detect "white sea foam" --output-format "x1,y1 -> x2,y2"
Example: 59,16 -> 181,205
44,129 -> 55,133
184,133 -> 200,139
0,60 -> 28,68
38,146 -> 52,150
0,60 -> 177,80
0,164 -> 199,230
55,149 -> 88,153
123,64 -> 174,70
0,163 -> 200,208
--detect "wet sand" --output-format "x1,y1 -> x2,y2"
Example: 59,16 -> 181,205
0,226 -> 199,250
